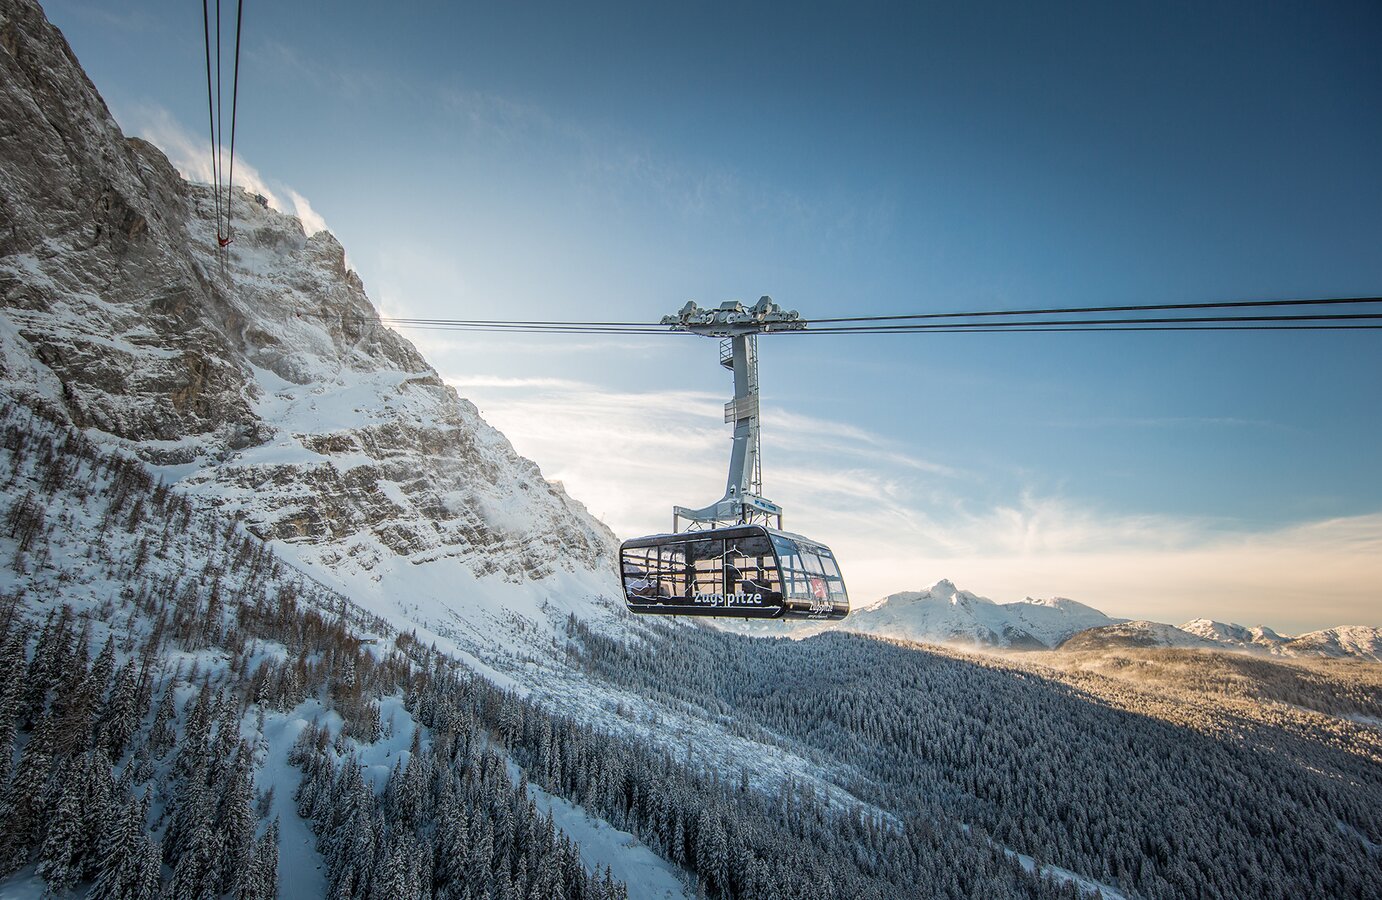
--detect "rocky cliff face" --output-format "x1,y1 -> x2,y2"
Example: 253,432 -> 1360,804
0,0 -> 620,647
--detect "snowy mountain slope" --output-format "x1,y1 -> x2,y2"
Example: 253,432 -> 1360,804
1003,595 -> 1122,647
0,0 -> 622,660
839,578 -> 1382,661
1062,618 -> 1382,660
1058,620 -> 1220,652
834,580 -> 1123,649
1287,626 -> 1382,662
0,407 -> 1020,900
0,402 -> 677,899
1178,618 -> 1291,653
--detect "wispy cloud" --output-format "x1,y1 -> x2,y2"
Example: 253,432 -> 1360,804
252,40 -> 407,104
437,86 -> 561,145
426,76 -> 891,239
117,104 -> 330,236
287,190 -> 328,237
1055,415 -> 1286,430
50,2 -> 162,33
447,375 -> 595,391
443,373 -> 1382,632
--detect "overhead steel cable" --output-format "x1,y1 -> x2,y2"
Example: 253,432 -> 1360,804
383,325 -> 670,334
201,0 -> 221,238
358,296 -> 1382,332
375,317 -> 668,328
354,321 -> 1382,337
378,326 -> 1382,335
785,324 -> 1382,334
802,295 -> 1382,324
312,295 -> 1382,337
224,0 -> 244,248
200,0 -> 245,247
368,312 -> 1382,333
788,311 -> 1382,333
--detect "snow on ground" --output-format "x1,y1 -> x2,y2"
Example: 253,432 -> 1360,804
289,688 -> 691,895
523,662 -> 894,821
0,866 -> 45,900
274,533 -> 901,831
1337,820 -> 1381,855
256,701 -> 331,898
276,543 -> 897,825
505,761 -> 689,900
959,824 -> 1128,900
1008,849 -> 1130,900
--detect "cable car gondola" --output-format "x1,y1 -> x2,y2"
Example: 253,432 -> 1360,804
619,298 -> 850,620
621,524 -> 848,620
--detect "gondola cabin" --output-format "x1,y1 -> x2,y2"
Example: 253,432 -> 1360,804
620,524 -> 849,620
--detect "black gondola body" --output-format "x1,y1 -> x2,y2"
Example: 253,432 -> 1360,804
621,524 -> 849,620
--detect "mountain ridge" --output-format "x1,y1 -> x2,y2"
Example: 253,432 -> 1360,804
837,580 -> 1380,660
836,579 -> 1124,649
1061,618 -> 1382,661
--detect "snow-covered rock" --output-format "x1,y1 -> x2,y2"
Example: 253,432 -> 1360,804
1057,621 -> 1220,652
0,0 -> 622,653
836,579 -> 1123,649
1178,618 -> 1291,653
1288,626 -> 1382,662
1059,620 -> 1382,661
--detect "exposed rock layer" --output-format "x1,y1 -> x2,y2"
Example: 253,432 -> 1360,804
0,0 -> 616,615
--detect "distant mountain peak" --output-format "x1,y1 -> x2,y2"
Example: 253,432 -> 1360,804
838,581 -> 1120,650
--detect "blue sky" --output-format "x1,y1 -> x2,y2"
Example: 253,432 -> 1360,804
48,0 -> 1382,630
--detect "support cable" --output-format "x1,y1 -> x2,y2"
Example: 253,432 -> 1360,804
804,295 -> 1382,324
201,0 -> 221,238
362,295 -> 1382,332
201,0 -> 245,247
222,0 -> 244,248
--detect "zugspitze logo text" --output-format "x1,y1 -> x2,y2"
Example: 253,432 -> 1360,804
693,591 -> 764,606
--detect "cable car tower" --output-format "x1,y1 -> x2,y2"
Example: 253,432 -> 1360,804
663,297 -> 804,532
619,297 -> 850,621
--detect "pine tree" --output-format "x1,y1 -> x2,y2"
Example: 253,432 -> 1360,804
75,748 -> 116,882
89,638 -> 116,705
168,818 -> 219,900
433,797 -> 470,897
22,607 -> 70,725
89,791 -> 145,900
130,835 -> 163,900
148,685 -> 177,756
99,661 -> 140,758
219,746 -> 258,897
696,807 -> 729,890
164,756 -> 212,867
238,818 -> 278,900
371,838 -> 407,900
0,628 -> 26,785
36,756 -> 85,894
0,710 -> 56,870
